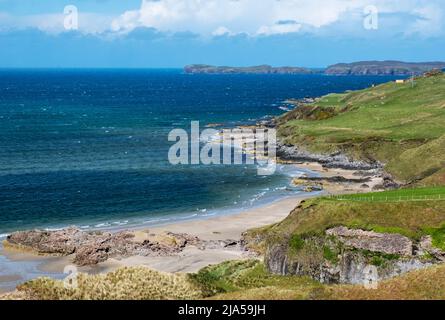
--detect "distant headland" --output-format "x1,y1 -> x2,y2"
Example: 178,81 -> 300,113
184,61 -> 445,76
183,64 -> 313,75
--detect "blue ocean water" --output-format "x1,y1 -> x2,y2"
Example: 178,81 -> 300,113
0,70 -> 399,234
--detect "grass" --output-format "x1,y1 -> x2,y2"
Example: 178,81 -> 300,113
289,234 -> 305,251
277,72 -> 445,184
12,267 -> 203,300
327,186 -> 445,202
250,188 -> 445,247
190,260 -> 325,300
423,224 -> 445,251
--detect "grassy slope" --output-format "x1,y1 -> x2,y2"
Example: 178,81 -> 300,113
251,189 -> 445,246
209,261 -> 445,300
277,73 -> 445,184
330,186 -> 445,201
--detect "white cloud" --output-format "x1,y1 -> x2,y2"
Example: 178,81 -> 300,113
408,4 -> 444,36
0,0 -> 443,38
109,0 -> 445,37
212,26 -> 232,36
257,22 -> 302,36
112,0 -> 369,36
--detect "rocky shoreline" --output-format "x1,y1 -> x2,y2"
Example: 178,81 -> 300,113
276,142 -> 381,171
4,228 -> 240,266
255,96 -> 401,190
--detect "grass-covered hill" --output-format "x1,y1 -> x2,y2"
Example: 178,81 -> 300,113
277,71 -> 445,185
250,187 -> 445,248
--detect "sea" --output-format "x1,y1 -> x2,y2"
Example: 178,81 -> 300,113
0,69 -> 399,235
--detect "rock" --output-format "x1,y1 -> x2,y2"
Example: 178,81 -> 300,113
6,227 -> 85,255
296,176 -> 372,184
165,232 -> 201,248
291,178 -> 323,192
276,142 -> 381,170
5,228 -> 241,266
222,240 -> 238,247
264,226 -> 437,285
419,236 -> 445,262
326,226 -> 413,256
382,174 -> 400,190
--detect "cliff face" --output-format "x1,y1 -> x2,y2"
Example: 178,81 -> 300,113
265,226 -> 438,285
184,64 -> 314,74
324,61 -> 445,76
242,195 -> 445,285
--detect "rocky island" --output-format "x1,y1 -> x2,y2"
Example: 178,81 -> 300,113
324,60 -> 445,76
184,64 -> 314,74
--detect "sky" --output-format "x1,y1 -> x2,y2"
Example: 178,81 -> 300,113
0,0 -> 444,68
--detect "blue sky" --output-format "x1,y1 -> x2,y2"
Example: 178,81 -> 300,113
0,0 -> 444,68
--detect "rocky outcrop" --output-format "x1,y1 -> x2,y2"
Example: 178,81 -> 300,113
419,236 -> 445,262
5,228 -> 240,266
265,227 -> 443,285
326,227 -> 413,256
276,142 -> 381,170
7,227 -> 86,255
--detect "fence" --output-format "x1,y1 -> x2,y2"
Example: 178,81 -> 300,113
327,194 -> 445,202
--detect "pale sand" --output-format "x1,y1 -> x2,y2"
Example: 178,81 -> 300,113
92,194 -> 309,274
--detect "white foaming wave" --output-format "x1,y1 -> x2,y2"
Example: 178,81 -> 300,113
111,220 -> 129,226
94,222 -> 111,228
200,212 -> 216,217
44,227 -> 65,232
143,217 -> 172,224
178,213 -> 199,220
248,191 -> 267,205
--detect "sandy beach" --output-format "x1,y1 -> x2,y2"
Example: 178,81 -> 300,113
0,193 -> 307,293
97,194 -> 308,274
0,161 -> 384,293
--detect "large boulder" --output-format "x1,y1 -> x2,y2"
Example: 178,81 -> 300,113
326,226 -> 413,256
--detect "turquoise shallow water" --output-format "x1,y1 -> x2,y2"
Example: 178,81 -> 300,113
0,69 -> 399,234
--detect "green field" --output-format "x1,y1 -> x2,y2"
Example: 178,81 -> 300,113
277,72 -> 445,185
327,186 -> 445,202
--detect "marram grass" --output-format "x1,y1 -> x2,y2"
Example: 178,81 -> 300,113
16,267 -> 203,300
